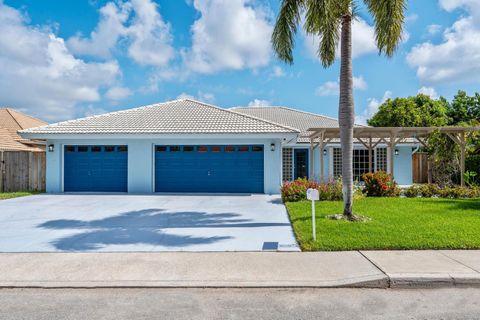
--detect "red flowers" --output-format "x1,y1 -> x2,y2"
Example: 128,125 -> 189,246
362,172 -> 400,197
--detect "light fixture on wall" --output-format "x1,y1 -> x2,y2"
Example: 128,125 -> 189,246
395,149 -> 399,156
270,143 -> 275,151
323,149 -> 327,156
48,144 -> 54,152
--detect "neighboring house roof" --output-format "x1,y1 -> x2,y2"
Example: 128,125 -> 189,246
20,99 -> 299,135
0,108 -> 47,152
231,106 -> 365,143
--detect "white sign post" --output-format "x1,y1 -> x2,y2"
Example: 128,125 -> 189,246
307,188 -> 319,241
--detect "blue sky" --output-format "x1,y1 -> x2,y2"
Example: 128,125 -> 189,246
0,0 -> 479,123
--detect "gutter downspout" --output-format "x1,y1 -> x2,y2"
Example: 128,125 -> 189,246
0,150 -> 4,193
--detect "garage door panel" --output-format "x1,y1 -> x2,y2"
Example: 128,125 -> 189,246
64,145 -> 128,192
155,145 -> 264,193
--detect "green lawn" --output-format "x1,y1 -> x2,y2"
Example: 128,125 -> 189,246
0,192 -> 39,200
286,197 -> 480,251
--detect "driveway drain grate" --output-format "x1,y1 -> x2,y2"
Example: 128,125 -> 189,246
262,242 -> 279,251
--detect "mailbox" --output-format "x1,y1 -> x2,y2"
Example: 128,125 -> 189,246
307,188 -> 319,201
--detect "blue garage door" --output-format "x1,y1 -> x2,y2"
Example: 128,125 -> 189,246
64,145 -> 128,192
155,145 -> 264,193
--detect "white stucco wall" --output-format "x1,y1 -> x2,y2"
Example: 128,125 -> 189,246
44,135 -> 291,195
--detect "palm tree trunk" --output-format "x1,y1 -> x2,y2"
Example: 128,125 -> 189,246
339,14 -> 354,218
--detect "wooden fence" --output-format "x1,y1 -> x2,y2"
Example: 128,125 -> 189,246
412,152 -> 429,184
0,151 -> 45,192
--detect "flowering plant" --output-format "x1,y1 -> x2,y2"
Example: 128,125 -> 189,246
362,171 -> 400,197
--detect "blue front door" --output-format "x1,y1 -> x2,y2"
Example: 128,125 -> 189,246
294,149 -> 309,179
155,145 -> 264,193
64,145 -> 128,192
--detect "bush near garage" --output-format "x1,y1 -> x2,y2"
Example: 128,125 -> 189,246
361,172 -> 400,197
281,178 -> 362,202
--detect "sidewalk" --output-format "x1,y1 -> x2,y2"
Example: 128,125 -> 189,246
1,251 -> 479,288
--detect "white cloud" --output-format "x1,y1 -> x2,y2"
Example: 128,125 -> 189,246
248,99 -> 271,107
67,0 -> 174,67
105,86 -> 133,101
67,2 -> 128,58
426,24 -> 442,35
304,18 -> 377,60
176,91 -> 215,104
356,90 -> 392,125
315,76 -> 367,96
0,1 -> 120,121
272,66 -> 285,77
184,0 -> 273,74
418,86 -> 439,99
407,4 -> 480,84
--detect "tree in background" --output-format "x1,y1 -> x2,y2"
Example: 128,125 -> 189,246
368,91 -> 480,186
367,94 -> 450,127
448,90 -> 480,126
272,0 -> 406,220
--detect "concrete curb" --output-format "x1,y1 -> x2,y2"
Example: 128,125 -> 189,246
2,251 -> 480,289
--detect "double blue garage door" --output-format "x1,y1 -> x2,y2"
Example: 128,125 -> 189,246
64,144 -> 264,193
155,145 -> 264,193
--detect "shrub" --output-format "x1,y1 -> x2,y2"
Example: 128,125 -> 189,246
404,185 -> 420,198
362,172 -> 400,197
281,178 -> 319,202
318,179 -> 343,201
403,184 -> 480,199
281,178 -> 363,202
466,155 -> 480,185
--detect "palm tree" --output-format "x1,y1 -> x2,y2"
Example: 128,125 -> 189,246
272,0 -> 406,219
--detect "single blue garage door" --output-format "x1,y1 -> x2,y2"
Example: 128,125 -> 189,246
64,145 -> 128,192
155,145 -> 264,193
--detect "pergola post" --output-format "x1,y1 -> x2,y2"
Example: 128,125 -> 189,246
388,132 -> 399,177
368,137 -> 373,172
309,138 -> 314,181
319,133 -> 325,182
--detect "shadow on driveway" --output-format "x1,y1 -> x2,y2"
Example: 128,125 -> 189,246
37,209 -> 291,251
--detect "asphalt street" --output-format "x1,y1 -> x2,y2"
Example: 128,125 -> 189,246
1,288 -> 479,320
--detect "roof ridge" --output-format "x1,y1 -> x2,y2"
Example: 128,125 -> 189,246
182,99 -> 300,133
5,108 -> 22,129
25,99 -> 187,131
5,108 -> 48,128
232,105 -> 367,127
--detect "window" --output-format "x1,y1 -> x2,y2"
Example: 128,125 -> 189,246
197,146 -> 208,152
78,146 -> 88,152
156,146 -> 167,152
117,146 -> 128,152
252,146 -> 263,152
65,146 -> 75,152
170,146 -> 181,152
333,148 -> 377,181
353,149 -> 371,181
333,148 -> 342,177
183,146 -> 194,152
282,148 -> 293,181
211,146 -> 221,152
105,146 -> 115,152
376,147 -> 387,172
225,146 -> 235,152
91,146 -> 101,152
238,146 -> 249,152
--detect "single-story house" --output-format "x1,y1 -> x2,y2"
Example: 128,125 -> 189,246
20,99 -> 417,194
0,108 -> 47,152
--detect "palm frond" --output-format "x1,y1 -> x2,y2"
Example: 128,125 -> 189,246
304,0 -> 343,67
364,0 -> 406,57
271,0 -> 305,64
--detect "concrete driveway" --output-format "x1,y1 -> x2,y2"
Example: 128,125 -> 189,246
0,194 -> 299,252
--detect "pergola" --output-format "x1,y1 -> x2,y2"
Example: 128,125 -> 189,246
307,126 -> 480,186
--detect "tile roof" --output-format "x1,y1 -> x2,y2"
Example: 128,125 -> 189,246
232,106 -> 365,143
0,108 -> 47,151
20,99 -> 299,135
